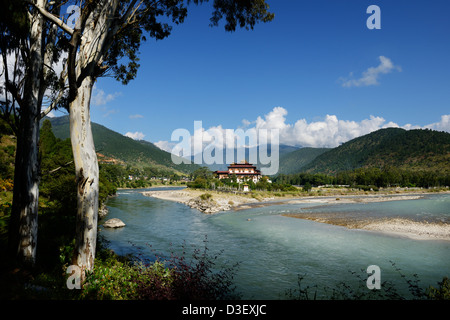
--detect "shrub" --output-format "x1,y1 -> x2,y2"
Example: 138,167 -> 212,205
80,254 -> 140,300
200,193 -> 212,201
427,276 -> 450,300
134,238 -> 241,300
303,182 -> 312,192
0,178 -> 13,192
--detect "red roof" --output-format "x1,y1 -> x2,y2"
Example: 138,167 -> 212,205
228,164 -> 257,168
214,171 -> 261,176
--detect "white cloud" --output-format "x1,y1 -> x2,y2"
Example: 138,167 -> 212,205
424,114 -> 450,132
129,114 -> 144,119
102,108 -> 119,118
125,131 -> 145,140
148,107 -> 450,154
155,140 -> 177,152
241,119 -> 251,127
91,86 -> 121,106
253,107 -> 393,148
340,56 -> 401,87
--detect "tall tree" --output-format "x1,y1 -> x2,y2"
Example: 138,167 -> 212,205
34,0 -> 274,277
1,0 -> 66,267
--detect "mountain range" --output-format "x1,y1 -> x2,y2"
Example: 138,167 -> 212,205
48,116 -> 450,177
298,127 -> 450,174
47,116 -> 198,175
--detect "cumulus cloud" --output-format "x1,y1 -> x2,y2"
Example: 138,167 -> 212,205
91,86 -> 121,106
339,56 -> 401,87
253,107 -> 394,148
155,140 -> 177,153
125,131 -> 145,140
424,114 -> 450,132
152,108 -> 450,157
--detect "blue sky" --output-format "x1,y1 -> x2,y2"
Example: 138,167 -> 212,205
54,0 -> 450,149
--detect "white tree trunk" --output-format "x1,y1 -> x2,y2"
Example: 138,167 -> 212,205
69,75 -> 99,276
67,0 -> 119,277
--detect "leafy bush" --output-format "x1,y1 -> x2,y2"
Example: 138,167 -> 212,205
80,257 -> 140,300
0,178 -> 13,192
427,277 -> 450,300
78,237 -> 241,300
133,239 -> 241,300
187,177 -> 208,189
200,193 -> 212,201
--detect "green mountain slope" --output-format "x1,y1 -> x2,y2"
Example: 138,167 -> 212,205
278,147 -> 330,174
47,116 -> 198,174
302,128 -> 450,174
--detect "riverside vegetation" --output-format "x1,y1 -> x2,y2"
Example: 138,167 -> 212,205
0,119 -> 238,299
0,118 -> 449,300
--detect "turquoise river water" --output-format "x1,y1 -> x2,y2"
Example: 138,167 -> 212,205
100,187 -> 450,299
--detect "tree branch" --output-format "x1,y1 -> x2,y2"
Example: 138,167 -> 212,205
42,161 -> 74,175
26,0 -> 74,36
39,85 -> 66,119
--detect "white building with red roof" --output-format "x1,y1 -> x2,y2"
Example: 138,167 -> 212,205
214,160 -> 262,183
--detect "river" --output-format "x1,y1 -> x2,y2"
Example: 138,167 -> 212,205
100,187 -> 450,299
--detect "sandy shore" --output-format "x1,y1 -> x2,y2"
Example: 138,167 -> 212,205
362,218 -> 450,241
142,188 -> 450,241
283,211 -> 450,241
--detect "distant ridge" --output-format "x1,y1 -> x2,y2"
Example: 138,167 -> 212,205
46,117 -> 450,176
301,127 -> 450,174
47,116 -> 199,174
278,147 -> 330,174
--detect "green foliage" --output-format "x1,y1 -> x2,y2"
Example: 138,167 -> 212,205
0,0 -> 30,52
80,252 -> 141,300
39,120 -> 76,205
427,277 -> 450,300
278,147 -> 330,175
133,238 -> 241,300
48,115 -> 198,174
0,119 -> 16,183
200,193 -> 212,200
200,0 -> 275,32
192,166 -> 214,180
275,166 -> 450,189
302,128 -> 450,174
99,172 -> 117,205
302,182 -> 312,192
79,237 -> 241,300
188,177 -> 208,189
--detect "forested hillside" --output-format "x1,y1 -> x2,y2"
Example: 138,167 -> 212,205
47,116 -> 198,175
278,147 -> 330,174
301,128 -> 450,174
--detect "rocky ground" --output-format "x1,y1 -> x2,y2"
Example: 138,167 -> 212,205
142,188 -> 265,213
